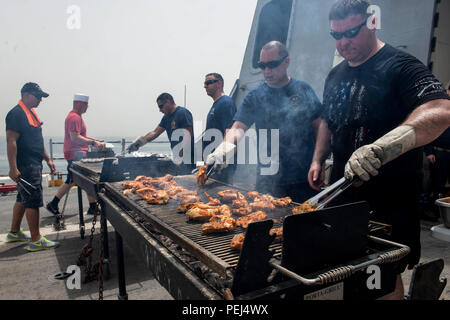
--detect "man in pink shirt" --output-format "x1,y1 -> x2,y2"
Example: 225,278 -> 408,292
46,93 -> 104,216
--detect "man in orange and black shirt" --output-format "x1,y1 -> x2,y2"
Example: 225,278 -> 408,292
5,82 -> 59,252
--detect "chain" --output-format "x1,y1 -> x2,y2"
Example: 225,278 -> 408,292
76,202 -> 98,283
53,188 -> 70,231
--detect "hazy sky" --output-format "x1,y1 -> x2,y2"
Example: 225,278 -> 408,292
0,0 -> 258,138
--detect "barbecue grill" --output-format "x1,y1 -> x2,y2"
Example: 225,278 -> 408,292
70,154 -> 178,238
98,174 -> 409,300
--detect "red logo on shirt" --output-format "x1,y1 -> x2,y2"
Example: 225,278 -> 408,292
289,95 -> 302,108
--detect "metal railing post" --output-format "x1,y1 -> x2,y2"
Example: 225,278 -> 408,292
121,138 -> 126,155
49,138 -> 54,181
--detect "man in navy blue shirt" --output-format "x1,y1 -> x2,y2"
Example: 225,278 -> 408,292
128,93 -> 195,173
206,41 -> 323,202
203,73 -> 237,183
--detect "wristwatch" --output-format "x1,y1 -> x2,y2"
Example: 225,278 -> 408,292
91,140 -> 95,146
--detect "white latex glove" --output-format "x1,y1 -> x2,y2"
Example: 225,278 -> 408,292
127,136 -> 147,153
344,125 -> 416,184
205,141 -> 236,172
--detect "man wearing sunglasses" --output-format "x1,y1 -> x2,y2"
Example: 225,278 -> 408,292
5,82 -> 59,251
203,73 -> 237,183
127,92 -> 195,173
308,0 -> 450,299
206,41 -> 323,202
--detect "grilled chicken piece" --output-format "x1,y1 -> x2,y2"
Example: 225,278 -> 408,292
136,187 -> 169,205
135,186 -> 157,196
236,211 -> 268,228
202,215 -> 237,234
123,189 -> 133,196
134,175 -> 149,182
232,198 -> 249,209
292,200 -> 317,214
180,194 -> 202,205
232,198 -> 252,215
158,179 -> 178,190
256,193 -> 275,202
250,200 -> 275,212
166,186 -> 187,199
269,226 -> 283,242
246,191 -> 260,201
204,192 -> 221,205
218,204 -> 232,216
179,202 -> 223,212
230,233 -> 245,251
173,189 -> 198,199
122,180 -> 145,192
186,206 -> 221,221
232,206 -> 252,216
196,165 -> 208,187
217,189 -> 245,202
272,196 -> 292,207
177,202 -> 200,213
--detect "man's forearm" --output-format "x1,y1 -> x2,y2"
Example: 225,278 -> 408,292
224,122 -> 247,145
403,99 -> 450,147
71,133 -> 94,146
6,141 -> 18,170
312,120 -> 332,164
43,147 -> 51,162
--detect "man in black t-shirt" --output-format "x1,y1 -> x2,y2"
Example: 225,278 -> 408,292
308,0 -> 450,299
5,82 -> 59,251
207,41 -> 323,202
127,92 -> 195,173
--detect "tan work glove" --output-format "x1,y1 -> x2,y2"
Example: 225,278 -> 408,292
205,141 -> 236,172
127,136 -> 147,153
344,125 -> 416,185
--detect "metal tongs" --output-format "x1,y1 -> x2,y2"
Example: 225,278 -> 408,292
17,177 -> 37,195
192,163 -> 214,177
307,177 -> 356,210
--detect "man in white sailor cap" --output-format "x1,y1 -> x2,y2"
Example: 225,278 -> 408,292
46,93 -> 105,216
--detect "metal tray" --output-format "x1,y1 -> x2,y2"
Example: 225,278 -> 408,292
435,197 -> 450,228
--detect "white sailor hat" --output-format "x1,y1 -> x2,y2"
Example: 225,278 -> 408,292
73,93 -> 89,103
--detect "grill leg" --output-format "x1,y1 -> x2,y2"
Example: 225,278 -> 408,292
101,207 -> 111,280
115,231 -> 128,300
77,186 -> 85,239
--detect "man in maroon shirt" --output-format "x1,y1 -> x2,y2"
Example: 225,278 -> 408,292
46,94 -> 104,216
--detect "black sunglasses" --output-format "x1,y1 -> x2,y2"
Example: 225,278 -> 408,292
204,79 -> 219,86
158,102 -> 166,109
330,18 -> 368,40
257,55 -> 288,70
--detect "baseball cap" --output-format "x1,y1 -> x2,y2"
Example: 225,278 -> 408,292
21,82 -> 49,98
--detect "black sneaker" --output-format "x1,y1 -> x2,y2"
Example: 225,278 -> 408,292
46,201 -> 60,216
86,207 -> 96,215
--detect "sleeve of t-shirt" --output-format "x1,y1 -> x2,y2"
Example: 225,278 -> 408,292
67,115 -> 83,134
233,91 -> 257,128
216,98 -> 237,131
393,54 -> 450,114
176,109 -> 193,128
158,115 -> 167,129
299,82 -> 324,120
5,109 -> 24,133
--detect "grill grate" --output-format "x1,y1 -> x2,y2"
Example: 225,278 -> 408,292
104,175 -> 289,276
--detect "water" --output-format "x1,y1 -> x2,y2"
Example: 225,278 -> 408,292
0,136 -> 171,175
